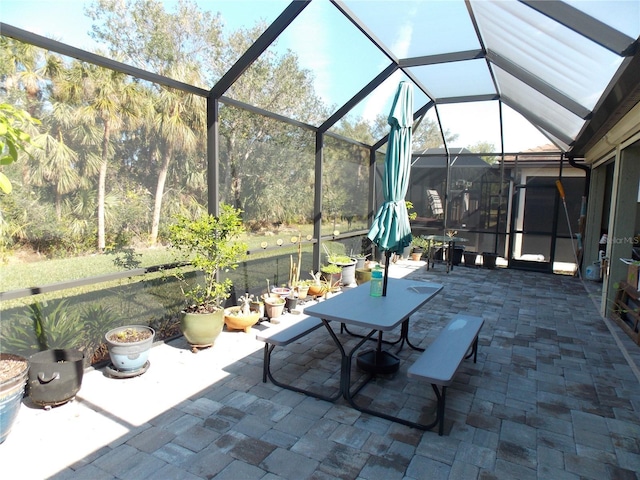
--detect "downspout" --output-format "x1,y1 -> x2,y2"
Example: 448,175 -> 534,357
568,155 -> 591,198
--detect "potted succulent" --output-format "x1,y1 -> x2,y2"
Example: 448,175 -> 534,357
168,204 -> 247,352
224,293 -> 261,333
104,325 -> 155,377
321,263 -> 342,289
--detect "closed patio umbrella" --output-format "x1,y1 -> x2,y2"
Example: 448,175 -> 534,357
367,81 -> 413,296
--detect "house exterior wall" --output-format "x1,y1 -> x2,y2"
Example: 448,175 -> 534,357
584,101 -> 640,315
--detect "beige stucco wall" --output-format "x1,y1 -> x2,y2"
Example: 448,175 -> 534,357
584,100 -> 640,315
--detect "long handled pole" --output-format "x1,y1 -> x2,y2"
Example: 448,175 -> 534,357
556,180 -> 581,279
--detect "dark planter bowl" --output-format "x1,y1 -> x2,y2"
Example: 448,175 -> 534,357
28,349 -> 84,408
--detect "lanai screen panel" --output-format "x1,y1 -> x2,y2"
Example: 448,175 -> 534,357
0,38 -> 207,273
437,101 -> 502,151
218,103 -> 316,229
321,136 -> 370,237
565,0 -> 640,38
327,71 -> 431,139
1,0 -> 287,90
231,0 -> 388,126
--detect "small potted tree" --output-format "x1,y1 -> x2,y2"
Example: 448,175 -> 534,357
410,236 -> 429,261
168,204 -> 247,352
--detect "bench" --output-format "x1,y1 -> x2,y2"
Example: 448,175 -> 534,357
407,314 -> 484,435
256,314 -> 341,402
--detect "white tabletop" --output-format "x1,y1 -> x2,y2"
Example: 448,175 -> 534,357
304,278 -> 443,331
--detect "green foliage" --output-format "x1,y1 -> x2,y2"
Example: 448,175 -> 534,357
2,300 -> 84,355
0,103 -> 40,194
405,200 -> 417,221
80,303 -> 121,357
320,263 -> 341,274
411,235 -> 429,250
168,203 -> 247,312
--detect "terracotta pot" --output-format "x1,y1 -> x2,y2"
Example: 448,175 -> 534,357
307,282 -> 328,297
224,307 -> 260,333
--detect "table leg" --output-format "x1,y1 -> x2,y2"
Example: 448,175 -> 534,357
342,328 -> 442,433
395,319 -> 426,353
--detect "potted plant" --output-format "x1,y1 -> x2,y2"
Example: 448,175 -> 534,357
303,274 -> 328,298
324,246 -> 357,287
321,263 -> 342,289
224,294 -> 261,333
0,353 -> 29,443
104,325 -> 155,377
168,204 -> 247,352
482,252 -> 498,269
3,300 -> 86,408
410,236 -> 429,261
263,296 -> 286,321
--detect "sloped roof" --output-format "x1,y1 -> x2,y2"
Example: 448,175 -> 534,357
412,148 -> 489,168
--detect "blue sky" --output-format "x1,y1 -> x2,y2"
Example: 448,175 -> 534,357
1,0 -> 550,151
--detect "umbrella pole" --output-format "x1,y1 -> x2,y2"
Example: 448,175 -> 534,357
383,251 -> 391,296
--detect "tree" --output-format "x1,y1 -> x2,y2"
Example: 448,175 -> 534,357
371,112 -> 458,151
87,0 -> 221,245
59,60 -> 142,250
148,67 -> 204,246
29,103 -> 81,219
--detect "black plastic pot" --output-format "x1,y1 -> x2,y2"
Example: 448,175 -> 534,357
482,252 -> 498,269
285,296 -> 298,312
463,251 -> 478,267
451,246 -> 464,266
28,349 -> 84,408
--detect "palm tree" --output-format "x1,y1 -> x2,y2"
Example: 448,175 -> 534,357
29,103 -> 81,219
148,64 -> 204,246
60,59 -> 142,251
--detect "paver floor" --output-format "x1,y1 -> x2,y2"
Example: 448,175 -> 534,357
1,261 -> 639,479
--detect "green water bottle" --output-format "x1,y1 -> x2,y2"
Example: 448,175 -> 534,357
370,267 -> 383,297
